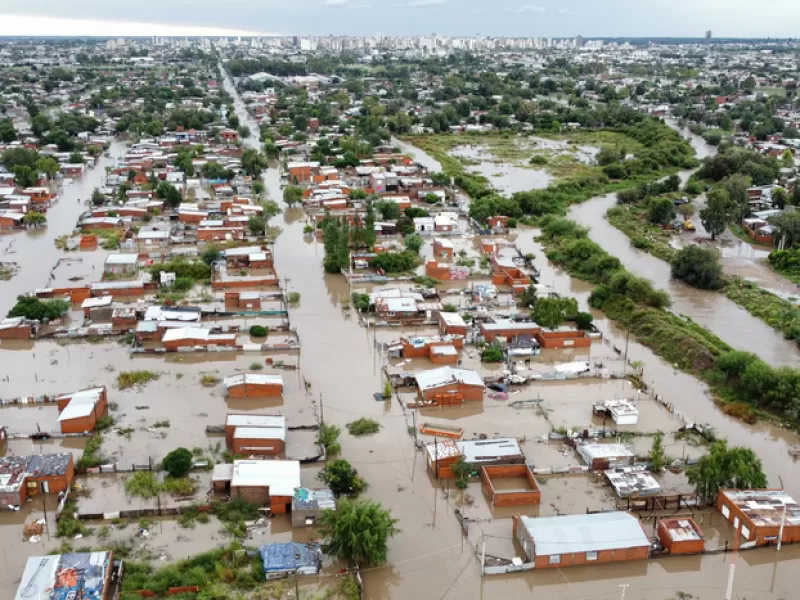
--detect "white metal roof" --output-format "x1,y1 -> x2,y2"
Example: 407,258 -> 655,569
519,512 -> 649,557
230,459 -> 300,496
223,374 -> 283,388
439,312 -> 466,327
227,414 -> 285,428
80,296 -> 113,309
162,327 -> 211,342
415,367 -> 484,391
458,438 -> 522,463
576,443 -> 634,463
430,345 -> 458,356
105,253 -> 139,265
234,427 -> 286,441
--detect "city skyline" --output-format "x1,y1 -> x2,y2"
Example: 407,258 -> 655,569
1,1 -> 799,38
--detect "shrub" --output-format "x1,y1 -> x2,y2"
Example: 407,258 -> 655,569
200,374 -> 220,387
288,292 -> 301,303
347,418 -> 380,436
117,370 -> 159,390
441,304 -> 458,312
575,312 -> 594,330
671,245 -> 724,290
481,345 -> 504,362
249,325 -> 268,337
319,459 -> 366,497
8,296 -> 69,321
317,424 -> 342,455
162,447 -> 193,478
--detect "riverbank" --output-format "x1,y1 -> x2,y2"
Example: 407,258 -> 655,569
607,203 -> 800,348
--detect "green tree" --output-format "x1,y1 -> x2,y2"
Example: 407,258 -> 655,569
1,147 -> 39,169
283,185 -> 303,206
323,219 -> 350,273
68,151 -> 85,164
430,172 -> 451,187
404,233 -> 424,254
533,296 -> 578,329
241,148 -> 268,177
248,214 -> 266,236
156,181 -> 182,209
318,459 -> 365,497
769,211 -> 800,246
36,157 -> 59,180
12,165 -> 37,188
647,197 -> 676,226
8,296 -> 69,320
22,211 -> 46,226
376,201 -> 400,221
30,114 -> 52,138
261,199 -> 281,222
0,118 -> 17,143
162,447 -> 193,478
318,499 -> 399,566
772,187 -> 788,209
200,247 -> 222,265
671,244 -> 724,290
649,432 -> 666,473
91,187 -> 106,206
687,440 -> 767,503
700,188 -> 734,240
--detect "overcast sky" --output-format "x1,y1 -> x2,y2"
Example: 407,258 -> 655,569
0,1 -> 798,38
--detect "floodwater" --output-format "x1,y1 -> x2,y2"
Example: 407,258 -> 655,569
449,145 -> 553,194
392,137 -> 443,173
2,85 -> 798,598
568,127 -> 800,367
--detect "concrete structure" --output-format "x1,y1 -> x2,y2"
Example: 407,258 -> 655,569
228,459 -> 301,513
14,551 -> 113,600
0,453 -> 75,507
481,464 -> 541,507
161,327 -> 237,351
426,438 -> 524,479
225,414 -> 286,456
414,366 -> 484,403
657,518 -> 705,555
103,253 -> 139,275
224,374 -> 284,398
0,317 -> 35,340
598,399 -> 639,425
604,466 -> 661,498
438,311 -> 467,336
514,512 -> 650,569
291,487 -> 336,527
717,489 -> 800,547
55,387 -> 108,434
576,442 -> 635,471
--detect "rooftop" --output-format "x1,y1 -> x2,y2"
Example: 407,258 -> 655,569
604,466 -> 661,498
660,518 -> 703,542
415,366 -> 484,391
576,443 -> 634,463
720,489 -> 800,527
15,552 -> 111,600
260,542 -> 321,575
223,374 -> 284,388
520,512 -> 649,557
230,460 -> 300,496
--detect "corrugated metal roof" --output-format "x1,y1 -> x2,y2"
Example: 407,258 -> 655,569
415,367 -> 484,391
520,512 -> 649,557
230,460 -> 300,496
223,374 -> 283,388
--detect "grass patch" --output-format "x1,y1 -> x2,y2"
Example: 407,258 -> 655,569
117,370 -> 159,390
125,472 -> 198,498
77,432 -> 106,469
200,374 -> 220,387
248,361 -> 263,370
152,420 -> 170,428
346,417 -> 381,436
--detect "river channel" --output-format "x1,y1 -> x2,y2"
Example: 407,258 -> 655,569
216,73 -> 800,599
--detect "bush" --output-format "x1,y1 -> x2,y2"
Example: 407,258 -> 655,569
288,292 -> 301,303
249,325 -> 268,337
529,154 -> 548,165
481,345 -> 504,362
347,418 -> 380,436
317,424 -> 342,455
117,370 -> 159,390
200,374 -> 220,387
319,459 -> 366,497
371,251 -> 418,273
441,304 -> 458,312
162,447 -> 193,478
7,296 -> 69,321
575,312 -> 594,329
671,245 -> 724,290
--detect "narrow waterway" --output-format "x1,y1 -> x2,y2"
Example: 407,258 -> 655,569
216,78 -> 800,599
569,124 -> 800,367
391,137 -> 443,172
0,141 -> 126,316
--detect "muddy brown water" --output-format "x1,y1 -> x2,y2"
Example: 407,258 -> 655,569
1,90 -> 798,598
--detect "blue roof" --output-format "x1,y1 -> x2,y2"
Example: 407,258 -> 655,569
260,542 -> 320,574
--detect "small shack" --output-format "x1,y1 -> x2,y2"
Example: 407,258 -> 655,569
481,464 -> 541,507
225,414 -> 286,456
260,542 -> 321,579
225,459 -> 300,513
55,387 -> 108,434
657,518 -> 705,555
291,487 -> 336,527
224,374 -> 284,398
576,442 -> 634,471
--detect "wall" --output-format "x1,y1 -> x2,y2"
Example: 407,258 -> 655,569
656,522 -> 705,555
232,438 -> 284,456
231,485 -> 270,506
536,330 -> 591,349
481,325 -> 540,342
421,383 -> 483,402
533,545 -> 649,569
717,493 -> 800,546
0,324 -> 32,340
227,383 -> 283,398
481,464 -> 541,507
60,413 -> 98,435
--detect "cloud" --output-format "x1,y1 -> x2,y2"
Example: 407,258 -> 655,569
557,8 -> 576,15
505,4 -> 545,14
405,0 -> 447,6
322,0 -> 349,5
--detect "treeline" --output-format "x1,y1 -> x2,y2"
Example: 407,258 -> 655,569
696,146 -> 780,185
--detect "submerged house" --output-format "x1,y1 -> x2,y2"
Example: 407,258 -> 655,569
513,512 -> 650,568
0,453 -> 75,507
414,366 -> 485,403
214,459 -> 301,514
14,551 -> 114,600
260,542 -> 321,579
55,386 -> 108,434
426,437 -> 524,479
716,489 -> 800,547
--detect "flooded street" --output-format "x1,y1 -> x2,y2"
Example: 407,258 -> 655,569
216,81 -> 800,599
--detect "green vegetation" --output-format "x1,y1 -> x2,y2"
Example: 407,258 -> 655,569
768,247 -> 800,284
533,296 -> 578,329
649,433 -> 667,473
249,361 -> 263,370
318,459 -> 366,497
481,344 -> 504,363
687,440 -> 767,503
22,211 -> 47,226
85,228 -> 124,250
371,250 -> 419,273
117,370 -> 159,390
287,291 -> 301,303
7,296 -> 69,320
318,499 -> 399,566
56,498 -> 90,538
149,258 -> 211,282
441,303 -> 458,312
451,457 -> 474,490
347,417 -> 381,436
248,324 -> 268,337
200,374 -> 220,387
317,423 -> 342,455
671,245 -> 724,290
351,292 -> 371,312
162,447 -> 194,478
77,433 -> 105,470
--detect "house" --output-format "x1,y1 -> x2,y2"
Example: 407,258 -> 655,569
55,387 -> 108,434
291,487 -> 336,527
481,464 -> 541,507
0,453 -> 75,507
399,335 -> 463,364
222,459 -> 301,513
576,442 -> 635,470
657,518 -> 705,555
414,366 -> 484,402
14,551 -> 113,600
224,374 -> 284,398
425,261 -> 469,281
604,466 -> 661,498
426,437 -> 524,479
438,311 -> 467,336
0,211 -> 24,230
490,256 -> 531,293
225,291 -> 262,310
593,399 -> 639,425
103,253 -> 139,275
161,327 -> 237,351
260,542 -> 321,579
433,238 -> 454,259
480,319 -> 539,343
80,296 -> 113,320
513,512 -> 650,568
0,317 -> 36,339
225,414 -> 286,456
716,489 -> 800,547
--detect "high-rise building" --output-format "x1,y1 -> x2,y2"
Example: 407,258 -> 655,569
705,30 -> 712,43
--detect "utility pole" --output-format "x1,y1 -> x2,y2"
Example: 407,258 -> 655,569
619,583 -> 629,600
622,324 -> 631,375
319,393 -> 324,426
480,534 -> 486,576
778,503 -> 788,551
